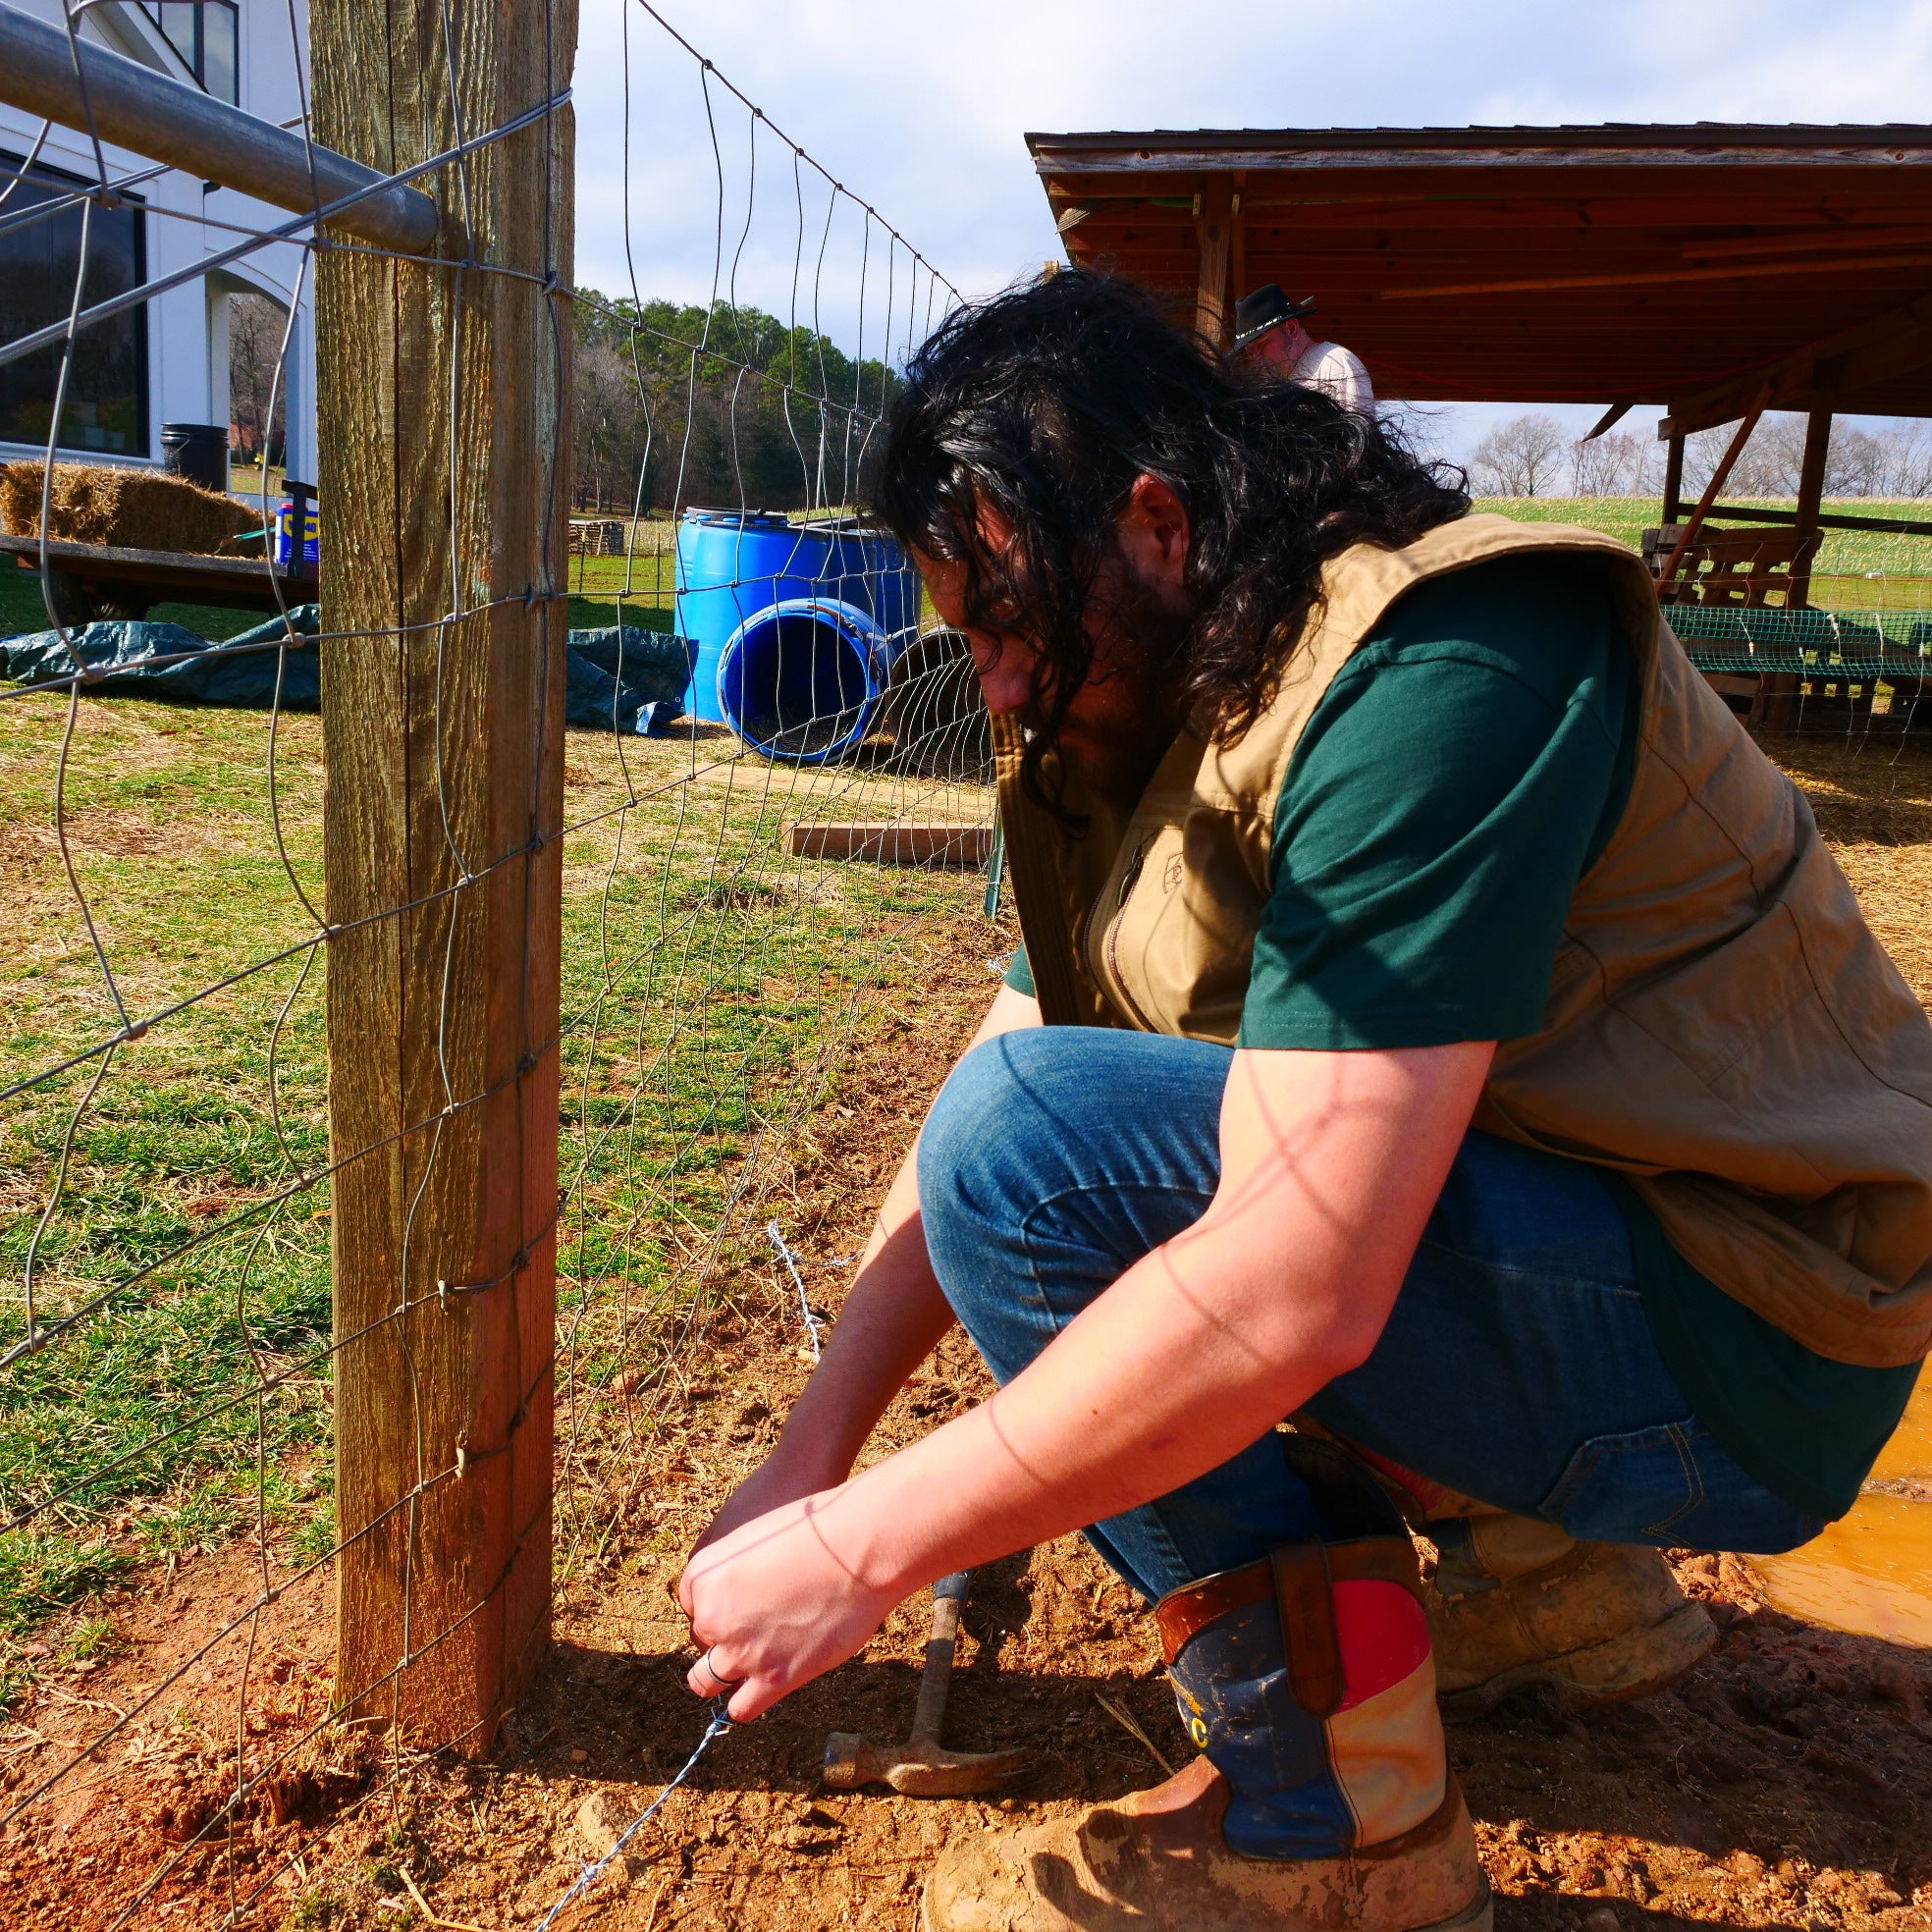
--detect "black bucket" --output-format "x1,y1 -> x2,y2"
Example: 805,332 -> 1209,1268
159,422 -> 229,493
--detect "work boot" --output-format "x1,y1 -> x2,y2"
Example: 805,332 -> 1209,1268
1423,1513 -> 1716,1722
920,1441 -> 1493,1932
1289,1422 -> 1715,1721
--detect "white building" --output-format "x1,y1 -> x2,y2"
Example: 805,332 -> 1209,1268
0,0 -> 316,486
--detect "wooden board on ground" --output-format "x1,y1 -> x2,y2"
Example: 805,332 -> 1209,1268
790,822 -> 993,867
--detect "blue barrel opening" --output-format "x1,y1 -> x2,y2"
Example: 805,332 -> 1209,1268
673,509 -> 920,743
718,596 -> 890,763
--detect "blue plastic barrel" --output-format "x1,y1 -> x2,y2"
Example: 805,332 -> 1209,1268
717,597 -> 895,763
672,509 -> 920,753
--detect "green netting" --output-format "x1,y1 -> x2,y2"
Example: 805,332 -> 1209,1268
1673,604 -> 1932,681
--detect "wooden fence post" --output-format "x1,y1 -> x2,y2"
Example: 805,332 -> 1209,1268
311,0 -> 573,1746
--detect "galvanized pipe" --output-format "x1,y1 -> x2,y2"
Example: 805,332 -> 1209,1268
0,1 -> 440,254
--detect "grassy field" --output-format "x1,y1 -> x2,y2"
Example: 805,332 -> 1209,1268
1476,497 -> 1932,617
0,686 -> 994,1703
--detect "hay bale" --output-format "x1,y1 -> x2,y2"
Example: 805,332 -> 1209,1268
0,460 -> 255,556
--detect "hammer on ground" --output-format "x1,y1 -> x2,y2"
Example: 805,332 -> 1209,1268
823,1570 -> 1035,1797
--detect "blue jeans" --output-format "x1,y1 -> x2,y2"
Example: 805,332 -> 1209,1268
917,1027 -> 1822,1603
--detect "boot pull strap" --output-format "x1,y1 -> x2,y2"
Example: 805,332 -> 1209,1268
1270,1545 -> 1345,1718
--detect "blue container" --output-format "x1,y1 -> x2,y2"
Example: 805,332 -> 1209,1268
719,597 -> 902,764
672,509 -> 920,755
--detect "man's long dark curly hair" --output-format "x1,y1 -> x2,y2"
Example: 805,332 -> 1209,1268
874,271 -> 1469,808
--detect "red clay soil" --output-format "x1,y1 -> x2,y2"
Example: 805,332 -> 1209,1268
8,791 -> 1932,1931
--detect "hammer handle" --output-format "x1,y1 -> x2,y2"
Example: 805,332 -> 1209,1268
908,1570 -> 973,1746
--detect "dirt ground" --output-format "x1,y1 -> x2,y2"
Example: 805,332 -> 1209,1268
6,739 -> 1932,1932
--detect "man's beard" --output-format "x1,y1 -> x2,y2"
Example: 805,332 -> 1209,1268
1026,573 -> 1194,802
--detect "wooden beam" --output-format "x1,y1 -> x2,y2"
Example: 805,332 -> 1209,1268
315,0 -> 571,1749
1790,409 -> 1832,610
1583,401 -> 1634,441
1701,501 -> 1932,541
1662,432 -> 1686,527
1660,294 -> 1932,436
1657,393 -> 1769,594
1371,252 -> 1932,301
1192,182 -> 1235,349
1683,225 -> 1932,261
0,532 -> 312,612
1230,185 -> 1249,315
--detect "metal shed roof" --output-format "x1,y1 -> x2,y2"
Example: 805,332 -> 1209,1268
1026,124 -> 1932,427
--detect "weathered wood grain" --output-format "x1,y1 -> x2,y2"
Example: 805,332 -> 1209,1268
1192,183 -> 1234,350
314,0 -> 574,1749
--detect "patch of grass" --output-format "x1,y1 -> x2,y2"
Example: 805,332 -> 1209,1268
0,683 -> 995,1655
0,1530 -> 134,1641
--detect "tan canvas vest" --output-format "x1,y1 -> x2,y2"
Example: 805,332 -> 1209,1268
994,513 -> 1932,1369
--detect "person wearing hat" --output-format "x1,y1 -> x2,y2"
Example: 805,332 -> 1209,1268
1236,282 -> 1375,415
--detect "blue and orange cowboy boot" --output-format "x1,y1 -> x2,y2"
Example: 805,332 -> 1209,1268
921,1442 -> 1491,1932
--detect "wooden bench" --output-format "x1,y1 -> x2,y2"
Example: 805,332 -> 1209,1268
1639,522 -> 1811,608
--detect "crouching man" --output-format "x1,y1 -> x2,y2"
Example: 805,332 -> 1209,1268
677,272 -> 1932,1932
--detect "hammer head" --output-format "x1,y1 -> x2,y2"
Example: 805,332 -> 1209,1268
822,1730 -> 1036,1798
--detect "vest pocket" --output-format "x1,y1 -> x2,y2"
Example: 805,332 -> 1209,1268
1092,821 -> 1257,1043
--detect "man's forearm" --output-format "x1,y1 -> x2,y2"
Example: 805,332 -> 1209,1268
767,982 -> 1044,1479
770,1152 -> 957,1479
793,1041 -> 1493,1596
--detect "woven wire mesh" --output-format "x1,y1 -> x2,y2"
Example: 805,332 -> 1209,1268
0,2 -> 993,1919
1661,515 -> 1932,739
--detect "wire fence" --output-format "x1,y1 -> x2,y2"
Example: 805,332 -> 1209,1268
1479,496 -> 1932,739
0,1 -> 996,1922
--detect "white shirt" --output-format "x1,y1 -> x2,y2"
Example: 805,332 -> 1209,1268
1291,339 -> 1375,417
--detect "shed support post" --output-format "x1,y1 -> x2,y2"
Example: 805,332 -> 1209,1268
1791,408 -> 1833,610
314,0 -> 573,1748
1662,431 -> 1686,528
1193,183 -> 1235,351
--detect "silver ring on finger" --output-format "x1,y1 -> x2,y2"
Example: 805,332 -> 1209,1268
696,1645 -> 743,1693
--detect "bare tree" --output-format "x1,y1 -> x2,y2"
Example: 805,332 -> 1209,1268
1885,422 -> 1932,499
1570,429 -> 1659,496
1471,412 -> 1568,496
571,336 -> 650,512
228,293 -> 288,465
1827,426 -> 1889,498
1570,432 -> 1625,496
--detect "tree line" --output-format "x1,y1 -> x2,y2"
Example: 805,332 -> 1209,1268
1467,411 -> 1932,501
570,289 -> 904,515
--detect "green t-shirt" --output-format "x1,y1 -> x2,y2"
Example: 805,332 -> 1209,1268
1005,552 -> 1915,1520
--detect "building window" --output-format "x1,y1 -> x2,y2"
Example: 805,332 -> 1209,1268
0,151 -> 149,456
138,1 -> 239,103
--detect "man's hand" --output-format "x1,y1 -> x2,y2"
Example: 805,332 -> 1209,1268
676,983 -> 1043,1678
679,1482 -> 894,1720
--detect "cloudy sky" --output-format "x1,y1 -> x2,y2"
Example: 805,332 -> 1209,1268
571,0 -> 1932,458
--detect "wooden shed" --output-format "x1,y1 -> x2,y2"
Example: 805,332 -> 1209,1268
1028,123 -> 1932,721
